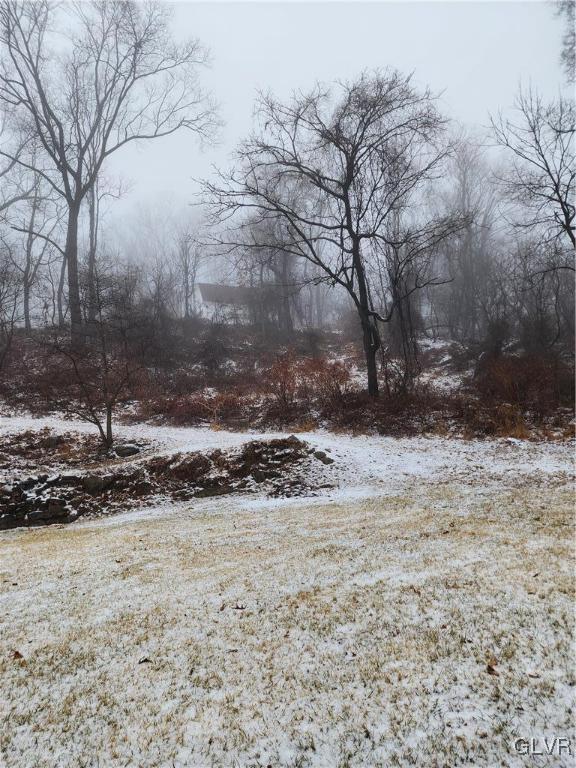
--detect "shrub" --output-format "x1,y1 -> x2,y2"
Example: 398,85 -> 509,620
475,354 -> 574,417
266,353 -> 299,411
262,353 -> 352,420
298,357 -> 351,408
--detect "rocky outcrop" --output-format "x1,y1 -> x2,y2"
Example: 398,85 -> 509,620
0,436 -> 328,530
0,477 -> 80,530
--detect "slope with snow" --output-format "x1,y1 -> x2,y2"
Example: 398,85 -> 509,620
0,416 -> 574,767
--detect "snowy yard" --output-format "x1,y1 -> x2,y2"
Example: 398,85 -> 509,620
0,0 -> 573,764
0,419 -> 574,767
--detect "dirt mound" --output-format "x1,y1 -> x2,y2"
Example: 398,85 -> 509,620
0,436 -> 330,530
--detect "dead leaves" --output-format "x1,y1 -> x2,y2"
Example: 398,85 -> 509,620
485,653 -> 499,676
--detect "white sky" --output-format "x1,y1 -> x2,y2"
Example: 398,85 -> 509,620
106,0 -> 569,221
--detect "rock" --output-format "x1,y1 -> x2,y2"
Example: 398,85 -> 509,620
172,489 -> 194,501
114,443 -> 140,459
57,474 -> 83,487
251,469 -> 268,483
313,450 -> 334,465
47,498 -> 67,514
235,437 -> 307,477
114,444 -> 140,457
28,498 -> 69,524
1,436 -> 316,528
0,512 -> 27,530
82,474 -> 114,494
19,477 -> 38,491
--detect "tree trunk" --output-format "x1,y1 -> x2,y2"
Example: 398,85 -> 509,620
391,284 -> 419,392
23,279 -> 31,332
361,314 -> 379,397
184,268 -> 190,318
106,405 -> 113,449
57,255 -> 67,327
65,201 -> 82,341
278,258 -> 293,333
23,188 -> 37,333
87,187 -> 98,323
352,238 -> 380,397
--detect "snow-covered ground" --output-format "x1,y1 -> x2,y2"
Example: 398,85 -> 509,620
1,413 -> 572,502
0,415 -> 574,767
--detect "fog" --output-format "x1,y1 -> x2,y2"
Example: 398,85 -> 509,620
108,0 -> 567,216
0,0 -> 572,381
0,4 -> 574,759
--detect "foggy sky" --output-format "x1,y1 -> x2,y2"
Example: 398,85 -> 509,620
107,0 -> 568,221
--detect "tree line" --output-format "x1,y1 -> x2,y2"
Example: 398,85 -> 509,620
0,0 -> 573,401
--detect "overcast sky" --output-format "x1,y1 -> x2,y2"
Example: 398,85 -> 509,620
107,0 -> 568,222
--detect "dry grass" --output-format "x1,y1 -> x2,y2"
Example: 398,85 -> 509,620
0,477 -> 574,767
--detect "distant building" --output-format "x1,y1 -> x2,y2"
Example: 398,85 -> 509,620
197,282 -> 279,326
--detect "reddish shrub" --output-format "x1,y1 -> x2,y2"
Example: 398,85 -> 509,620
298,357 -> 351,408
266,353 -> 299,411
475,354 -> 574,417
262,353 -> 351,417
137,389 -> 253,428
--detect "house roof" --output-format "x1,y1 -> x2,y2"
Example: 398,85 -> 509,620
198,283 -> 277,306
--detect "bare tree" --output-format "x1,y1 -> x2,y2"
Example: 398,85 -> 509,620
175,230 -> 201,319
492,88 -> 575,252
86,185 -> 102,325
40,264 -> 144,449
233,215 -> 300,334
372,198 -> 468,391
433,138 -> 499,344
5,173 -> 62,329
0,0 -> 216,340
204,70 -> 460,395
85,177 -> 126,323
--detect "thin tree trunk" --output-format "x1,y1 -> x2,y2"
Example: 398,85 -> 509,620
23,185 -> 39,332
106,404 -> 113,449
184,266 -> 190,318
87,187 -> 98,323
23,279 -> 31,332
57,254 -> 67,327
65,201 -> 82,341
361,314 -> 379,397
23,224 -> 32,331
279,257 -> 293,333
